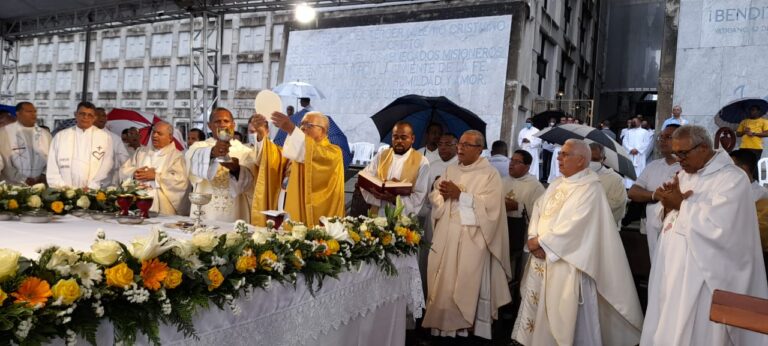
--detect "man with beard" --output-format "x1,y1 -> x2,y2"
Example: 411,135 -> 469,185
360,121 -> 429,216
0,102 -> 51,185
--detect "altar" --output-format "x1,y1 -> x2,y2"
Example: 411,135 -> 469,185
0,214 -> 424,345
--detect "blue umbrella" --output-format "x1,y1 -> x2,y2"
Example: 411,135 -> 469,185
370,95 -> 487,148
0,104 -> 15,116
716,97 -> 768,126
272,109 -> 352,169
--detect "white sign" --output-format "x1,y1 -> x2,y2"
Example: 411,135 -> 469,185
283,15 -> 512,144
121,100 -> 141,108
700,0 -> 768,47
147,100 -> 168,108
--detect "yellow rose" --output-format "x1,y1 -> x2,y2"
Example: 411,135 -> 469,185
395,226 -> 409,237
105,262 -> 134,288
380,233 -> 393,246
258,250 -> 278,271
51,201 -> 64,214
235,255 -> 257,273
0,287 -> 7,305
363,231 -> 372,240
51,278 -> 80,305
90,240 -> 122,266
163,269 -> 183,289
0,248 -> 21,282
292,250 -> 304,269
7,199 -> 18,210
324,239 -> 340,256
348,230 -> 360,244
207,267 -> 224,291
96,192 -> 107,202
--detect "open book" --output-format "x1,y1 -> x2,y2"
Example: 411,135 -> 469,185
357,171 -> 413,196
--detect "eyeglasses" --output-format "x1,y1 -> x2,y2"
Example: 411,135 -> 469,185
299,122 -> 324,130
457,142 -> 482,149
671,143 -> 701,160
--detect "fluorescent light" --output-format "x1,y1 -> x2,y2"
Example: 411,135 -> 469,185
295,3 -> 316,23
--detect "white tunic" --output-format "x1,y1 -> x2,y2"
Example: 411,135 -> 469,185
0,122 -> 51,184
361,148 -> 430,217
547,145 -> 562,183
47,126 -> 114,189
107,131 -> 130,186
593,164 -> 627,228
120,145 -> 190,215
622,128 -> 652,188
751,180 -> 768,201
633,158 -> 681,258
185,138 -> 255,222
502,173 -> 545,218
518,127 -> 541,178
488,154 -> 510,178
418,146 -> 441,164
641,150 -> 768,346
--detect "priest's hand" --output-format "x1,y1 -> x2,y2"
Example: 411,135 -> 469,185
134,167 -> 156,181
24,177 -> 37,186
370,188 -> 396,204
527,237 -> 546,259
210,139 -> 231,159
220,157 -> 241,178
505,197 -> 519,211
271,112 -> 296,135
656,175 -> 692,211
438,180 -> 461,200
630,148 -> 639,155
250,113 -> 270,141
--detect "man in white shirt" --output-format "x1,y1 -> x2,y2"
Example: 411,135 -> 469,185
0,102 -> 51,185
517,118 -> 541,179
589,142 -> 627,228
628,124 -> 681,258
488,140 -> 510,178
120,121 -> 189,216
361,122 -> 430,216
729,149 -> 768,201
622,117 -> 652,188
47,101 -> 114,189
185,107 -> 255,222
95,107 -> 130,186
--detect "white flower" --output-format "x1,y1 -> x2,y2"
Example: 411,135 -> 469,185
121,179 -> 135,189
129,228 -> 177,261
290,225 -> 308,241
30,183 -> 46,194
64,189 -> 77,199
15,318 -> 33,340
233,219 -> 249,233
90,240 -> 121,266
398,214 -> 412,226
123,283 -> 150,303
224,231 -> 243,248
359,224 -> 368,232
373,217 -> 388,227
46,247 -> 80,274
70,262 -> 103,288
0,248 -> 21,282
172,240 -> 196,258
94,229 -> 106,240
320,217 -> 350,242
26,195 -> 43,208
76,195 -> 90,209
191,230 -> 219,252
92,301 -> 104,317
106,186 -> 118,193
251,230 -> 270,245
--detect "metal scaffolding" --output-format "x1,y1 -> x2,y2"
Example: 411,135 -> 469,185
189,11 -> 222,127
0,39 -> 16,105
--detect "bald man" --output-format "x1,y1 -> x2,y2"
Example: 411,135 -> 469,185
120,121 -> 189,216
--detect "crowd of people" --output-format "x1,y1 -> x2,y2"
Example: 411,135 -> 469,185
2,98 -> 768,345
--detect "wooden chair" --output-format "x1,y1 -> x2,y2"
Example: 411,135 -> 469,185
710,289 -> 768,334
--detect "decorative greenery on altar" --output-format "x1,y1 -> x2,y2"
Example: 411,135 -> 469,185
0,180 -> 149,215
0,198 -> 423,345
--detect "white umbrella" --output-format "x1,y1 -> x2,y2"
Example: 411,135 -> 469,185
272,81 -> 325,99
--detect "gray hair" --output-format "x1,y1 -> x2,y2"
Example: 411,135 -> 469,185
588,142 -> 605,160
565,139 -> 591,163
303,111 -> 329,132
463,130 -> 485,146
153,121 -> 173,135
672,125 -> 712,149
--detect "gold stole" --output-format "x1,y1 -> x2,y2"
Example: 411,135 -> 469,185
370,148 -> 423,214
250,140 -> 289,226
284,137 -> 345,227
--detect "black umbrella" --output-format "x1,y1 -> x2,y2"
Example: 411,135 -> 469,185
534,124 -> 637,180
531,110 -> 567,130
370,95 -> 487,147
715,97 -> 768,129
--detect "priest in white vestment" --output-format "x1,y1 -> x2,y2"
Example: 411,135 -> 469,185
547,145 -> 562,183
185,108 -> 254,222
512,139 -> 643,346
622,118 -> 652,188
47,102 -> 114,189
503,150 -> 545,219
643,126 -> 768,346
95,107 -> 130,186
423,130 -> 511,340
729,149 -> 768,201
518,119 -> 541,179
361,122 -> 429,217
120,122 -> 189,216
418,122 -> 443,163
589,142 -> 627,228
0,102 -> 51,185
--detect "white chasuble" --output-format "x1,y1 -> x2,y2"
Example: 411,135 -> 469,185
47,126 -> 114,189
120,145 -> 189,215
0,122 -> 51,184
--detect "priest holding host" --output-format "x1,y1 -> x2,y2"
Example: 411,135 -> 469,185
185,107 -> 255,223
0,102 -> 51,185
423,130 -> 511,340
249,110 -> 345,227
512,139 -> 643,346
120,121 -> 189,216
47,101 -> 115,189
360,122 -> 430,217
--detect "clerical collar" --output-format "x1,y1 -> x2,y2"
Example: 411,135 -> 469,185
75,126 -> 93,134
563,168 -> 591,182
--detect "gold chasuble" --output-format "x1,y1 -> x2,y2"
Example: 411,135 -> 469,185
251,139 -> 289,226
368,148 -> 423,215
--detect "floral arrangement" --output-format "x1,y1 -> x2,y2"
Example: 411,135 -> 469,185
0,199 -> 423,345
0,180 -> 148,215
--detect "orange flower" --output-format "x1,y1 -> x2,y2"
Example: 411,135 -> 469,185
259,250 -> 278,271
7,199 -> 18,210
323,239 -> 340,256
395,226 -> 409,237
405,230 -> 421,246
207,267 -> 224,291
11,276 -> 52,307
235,255 -> 257,273
96,191 -> 107,202
140,258 -> 169,291
380,233 -> 393,246
51,201 -> 64,214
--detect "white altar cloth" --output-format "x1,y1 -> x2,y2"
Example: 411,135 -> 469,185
0,215 -> 424,346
